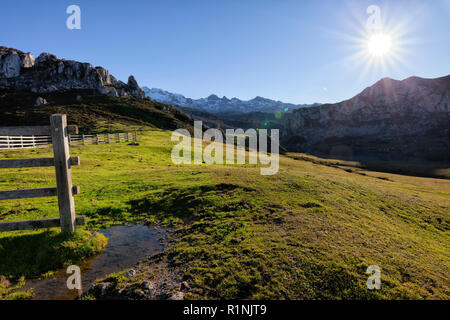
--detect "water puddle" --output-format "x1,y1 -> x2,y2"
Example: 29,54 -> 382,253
21,224 -> 166,300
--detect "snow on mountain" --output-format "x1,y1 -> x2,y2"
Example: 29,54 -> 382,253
142,87 -> 319,114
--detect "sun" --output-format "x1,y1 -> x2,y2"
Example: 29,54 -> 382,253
367,33 -> 392,57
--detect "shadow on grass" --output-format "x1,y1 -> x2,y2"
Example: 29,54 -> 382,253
0,229 -> 107,280
128,183 -> 256,224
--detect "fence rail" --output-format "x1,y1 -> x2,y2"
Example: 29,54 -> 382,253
0,132 -> 137,149
0,115 -> 84,234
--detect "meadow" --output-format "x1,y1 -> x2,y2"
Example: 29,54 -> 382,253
0,128 -> 449,299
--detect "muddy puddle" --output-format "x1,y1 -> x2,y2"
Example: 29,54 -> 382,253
20,224 -> 166,300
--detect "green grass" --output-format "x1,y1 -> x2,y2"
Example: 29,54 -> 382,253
0,128 -> 449,299
0,229 -> 107,299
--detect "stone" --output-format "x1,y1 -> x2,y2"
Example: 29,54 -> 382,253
141,281 -> 155,291
0,53 -> 21,78
21,53 -> 35,68
127,75 -> 139,88
97,282 -> 112,295
34,97 -> 47,106
125,269 -> 136,278
168,291 -> 184,300
180,281 -> 190,291
127,75 -> 146,99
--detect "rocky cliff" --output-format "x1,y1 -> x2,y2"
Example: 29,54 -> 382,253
283,75 -> 450,161
0,47 -> 145,99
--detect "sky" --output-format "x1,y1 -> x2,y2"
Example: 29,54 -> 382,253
1,0 -> 449,104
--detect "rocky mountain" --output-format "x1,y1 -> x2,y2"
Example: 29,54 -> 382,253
0,47 -> 145,99
143,87 -> 319,114
283,75 -> 450,161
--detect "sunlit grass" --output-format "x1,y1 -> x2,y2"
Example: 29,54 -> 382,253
0,128 -> 449,299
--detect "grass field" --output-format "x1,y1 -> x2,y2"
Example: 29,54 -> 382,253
0,128 -> 449,299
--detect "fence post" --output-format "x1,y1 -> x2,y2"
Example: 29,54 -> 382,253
50,114 -> 76,234
134,131 -> 137,142
7,136 -> 10,149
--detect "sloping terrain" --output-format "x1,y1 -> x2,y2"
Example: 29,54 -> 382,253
0,89 -> 194,133
0,130 -> 448,300
283,75 -> 450,161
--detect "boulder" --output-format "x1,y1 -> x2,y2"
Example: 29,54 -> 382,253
125,269 -> 136,278
34,97 -> 47,106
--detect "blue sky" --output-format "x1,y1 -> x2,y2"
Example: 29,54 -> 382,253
1,0 -> 449,104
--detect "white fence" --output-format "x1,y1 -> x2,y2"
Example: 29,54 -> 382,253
0,132 -> 138,149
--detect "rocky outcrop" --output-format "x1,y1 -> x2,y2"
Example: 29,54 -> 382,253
0,46 -> 145,99
283,76 -> 450,161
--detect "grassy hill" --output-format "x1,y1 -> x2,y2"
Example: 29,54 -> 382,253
0,128 -> 448,299
0,89 -> 194,133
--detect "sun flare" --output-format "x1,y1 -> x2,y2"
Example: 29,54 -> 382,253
367,33 -> 392,57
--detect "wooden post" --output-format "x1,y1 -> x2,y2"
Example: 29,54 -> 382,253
50,114 -> 76,234
82,134 -> 86,145
7,136 -> 10,149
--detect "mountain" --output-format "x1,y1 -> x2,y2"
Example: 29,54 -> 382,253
283,75 -> 450,161
0,47 -> 196,133
143,87 -> 319,114
0,47 -> 145,99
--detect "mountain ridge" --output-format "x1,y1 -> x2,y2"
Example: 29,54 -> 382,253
143,87 -> 320,114
283,75 -> 450,161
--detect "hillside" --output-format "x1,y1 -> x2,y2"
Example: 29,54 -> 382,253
283,75 -> 450,162
0,89 -> 194,133
0,129 -> 448,299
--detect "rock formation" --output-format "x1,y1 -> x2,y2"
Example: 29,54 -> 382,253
283,75 -> 450,161
0,47 -> 145,99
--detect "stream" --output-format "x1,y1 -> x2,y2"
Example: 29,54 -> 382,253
20,224 -> 166,300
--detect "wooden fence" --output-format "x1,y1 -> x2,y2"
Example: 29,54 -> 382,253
0,132 -> 138,149
0,114 -> 85,234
